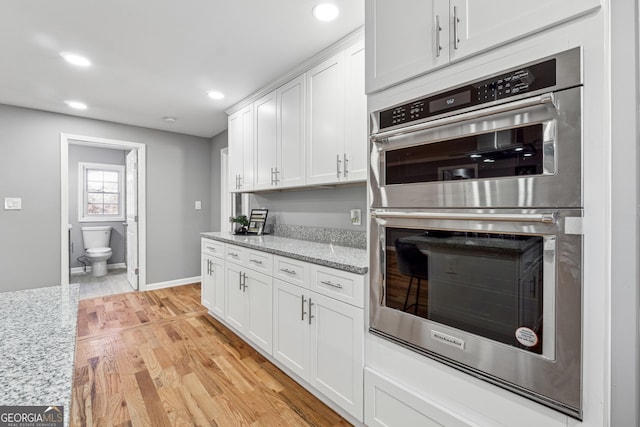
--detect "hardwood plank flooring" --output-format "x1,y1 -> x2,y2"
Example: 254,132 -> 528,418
71,284 -> 350,427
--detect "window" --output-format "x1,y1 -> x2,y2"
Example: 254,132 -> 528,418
78,162 -> 125,222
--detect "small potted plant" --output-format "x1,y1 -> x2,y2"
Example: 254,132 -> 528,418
229,215 -> 249,235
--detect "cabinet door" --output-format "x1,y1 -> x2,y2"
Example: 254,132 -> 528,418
365,0 -> 449,93
254,91 -> 278,190
240,104 -> 255,191
244,269 -> 273,354
273,279 -> 310,380
344,40 -> 367,182
201,254 -> 214,310
278,75 -> 306,188
306,53 -> 345,185
309,292 -> 364,421
449,0 -> 600,61
225,263 -> 245,332
209,256 -> 225,319
228,111 -> 243,192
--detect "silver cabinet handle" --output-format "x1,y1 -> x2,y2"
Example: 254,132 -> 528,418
271,167 -> 275,186
453,6 -> 460,50
320,280 -> 343,289
336,154 -> 342,178
435,15 -> 442,57
301,295 -> 307,321
242,272 -> 248,291
250,259 -> 263,265
206,246 -> 216,252
308,298 -> 314,325
238,271 -> 243,290
229,252 -> 239,258
280,268 -> 297,275
275,167 -> 280,184
343,153 -> 348,178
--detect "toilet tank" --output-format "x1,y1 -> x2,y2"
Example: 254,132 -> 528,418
81,226 -> 112,249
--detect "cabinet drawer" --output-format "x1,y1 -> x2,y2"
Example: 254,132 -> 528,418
201,239 -> 225,258
273,255 -> 309,288
225,244 -> 246,264
310,265 -> 365,308
246,250 -> 274,274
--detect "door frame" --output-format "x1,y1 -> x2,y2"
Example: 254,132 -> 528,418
60,133 -> 147,290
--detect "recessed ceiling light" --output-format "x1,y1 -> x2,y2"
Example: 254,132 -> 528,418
207,91 -> 224,100
60,52 -> 91,67
163,116 -> 177,123
313,3 -> 339,21
64,100 -> 88,110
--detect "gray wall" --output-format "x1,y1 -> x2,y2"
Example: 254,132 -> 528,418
251,185 -> 367,232
68,145 -> 126,268
0,104 -> 211,292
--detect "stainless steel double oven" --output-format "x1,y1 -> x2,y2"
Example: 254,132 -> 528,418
369,48 -> 584,418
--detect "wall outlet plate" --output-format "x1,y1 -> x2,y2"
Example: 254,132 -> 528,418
195,200 -> 202,210
350,209 -> 361,226
4,197 -> 22,210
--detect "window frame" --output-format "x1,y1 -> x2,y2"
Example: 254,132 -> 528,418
78,162 -> 125,222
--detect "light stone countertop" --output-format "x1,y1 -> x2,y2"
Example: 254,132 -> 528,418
201,232 -> 368,275
0,283 -> 79,427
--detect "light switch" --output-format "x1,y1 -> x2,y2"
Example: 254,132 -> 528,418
4,197 -> 22,210
195,200 -> 202,210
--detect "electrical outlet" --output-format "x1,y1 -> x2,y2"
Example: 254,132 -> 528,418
4,197 -> 22,210
350,209 -> 361,226
195,200 -> 202,210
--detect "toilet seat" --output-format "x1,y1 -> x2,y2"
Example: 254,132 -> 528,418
86,247 -> 112,256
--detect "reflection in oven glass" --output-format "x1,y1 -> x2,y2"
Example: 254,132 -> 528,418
385,228 -> 544,354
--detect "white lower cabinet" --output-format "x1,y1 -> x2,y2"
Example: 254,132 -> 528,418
201,238 -> 364,422
225,252 -> 273,354
201,240 -> 225,318
273,277 -> 364,421
365,368 -> 474,427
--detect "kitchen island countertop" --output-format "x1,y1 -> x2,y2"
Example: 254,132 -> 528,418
201,232 -> 368,274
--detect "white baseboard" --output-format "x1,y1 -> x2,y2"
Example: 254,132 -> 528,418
145,276 -> 201,291
70,262 -> 126,274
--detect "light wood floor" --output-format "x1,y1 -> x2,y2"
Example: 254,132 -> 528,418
71,283 -> 350,426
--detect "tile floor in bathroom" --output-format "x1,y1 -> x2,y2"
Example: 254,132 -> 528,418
72,267 -> 135,300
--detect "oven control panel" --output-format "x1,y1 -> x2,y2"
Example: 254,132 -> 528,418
379,58 -> 557,130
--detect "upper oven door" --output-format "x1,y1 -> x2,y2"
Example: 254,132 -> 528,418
370,87 -> 582,209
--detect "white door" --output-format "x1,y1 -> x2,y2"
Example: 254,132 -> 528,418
245,269 -> 273,353
365,0 -> 449,93
448,0 -> 600,61
344,40 -> 368,182
309,292 -> 364,420
125,149 -> 138,290
254,91 -> 278,190
273,279 -> 310,380
306,53 -> 345,185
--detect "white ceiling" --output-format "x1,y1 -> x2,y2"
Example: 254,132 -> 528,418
0,1 -> 364,138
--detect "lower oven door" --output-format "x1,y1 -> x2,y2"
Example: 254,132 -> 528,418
369,208 -> 583,419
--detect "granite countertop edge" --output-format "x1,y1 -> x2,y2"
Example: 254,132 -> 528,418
201,232 -> 368,275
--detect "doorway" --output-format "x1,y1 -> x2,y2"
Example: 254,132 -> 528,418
60,133 -> 146,293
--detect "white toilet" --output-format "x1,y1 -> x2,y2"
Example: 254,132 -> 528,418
81,226 -> 113,277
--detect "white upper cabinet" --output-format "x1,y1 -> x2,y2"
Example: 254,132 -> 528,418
306,53 -> 346,185
449,0 -> 600,61
278,75 -> 306,188
254,75 -> 306,191
344,40 -> 367,182
254,90 -> 278,190
365,0 -> 601,93
307,40 -> 367,186
228,104 -> 254,192
365,0 -> 449,94
229,33 -> 365,191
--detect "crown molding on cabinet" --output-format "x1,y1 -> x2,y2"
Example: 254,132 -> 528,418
225,26 -> 364,116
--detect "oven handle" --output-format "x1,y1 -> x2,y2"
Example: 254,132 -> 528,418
371,210 -> 557,224
370,92 -> 557,142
